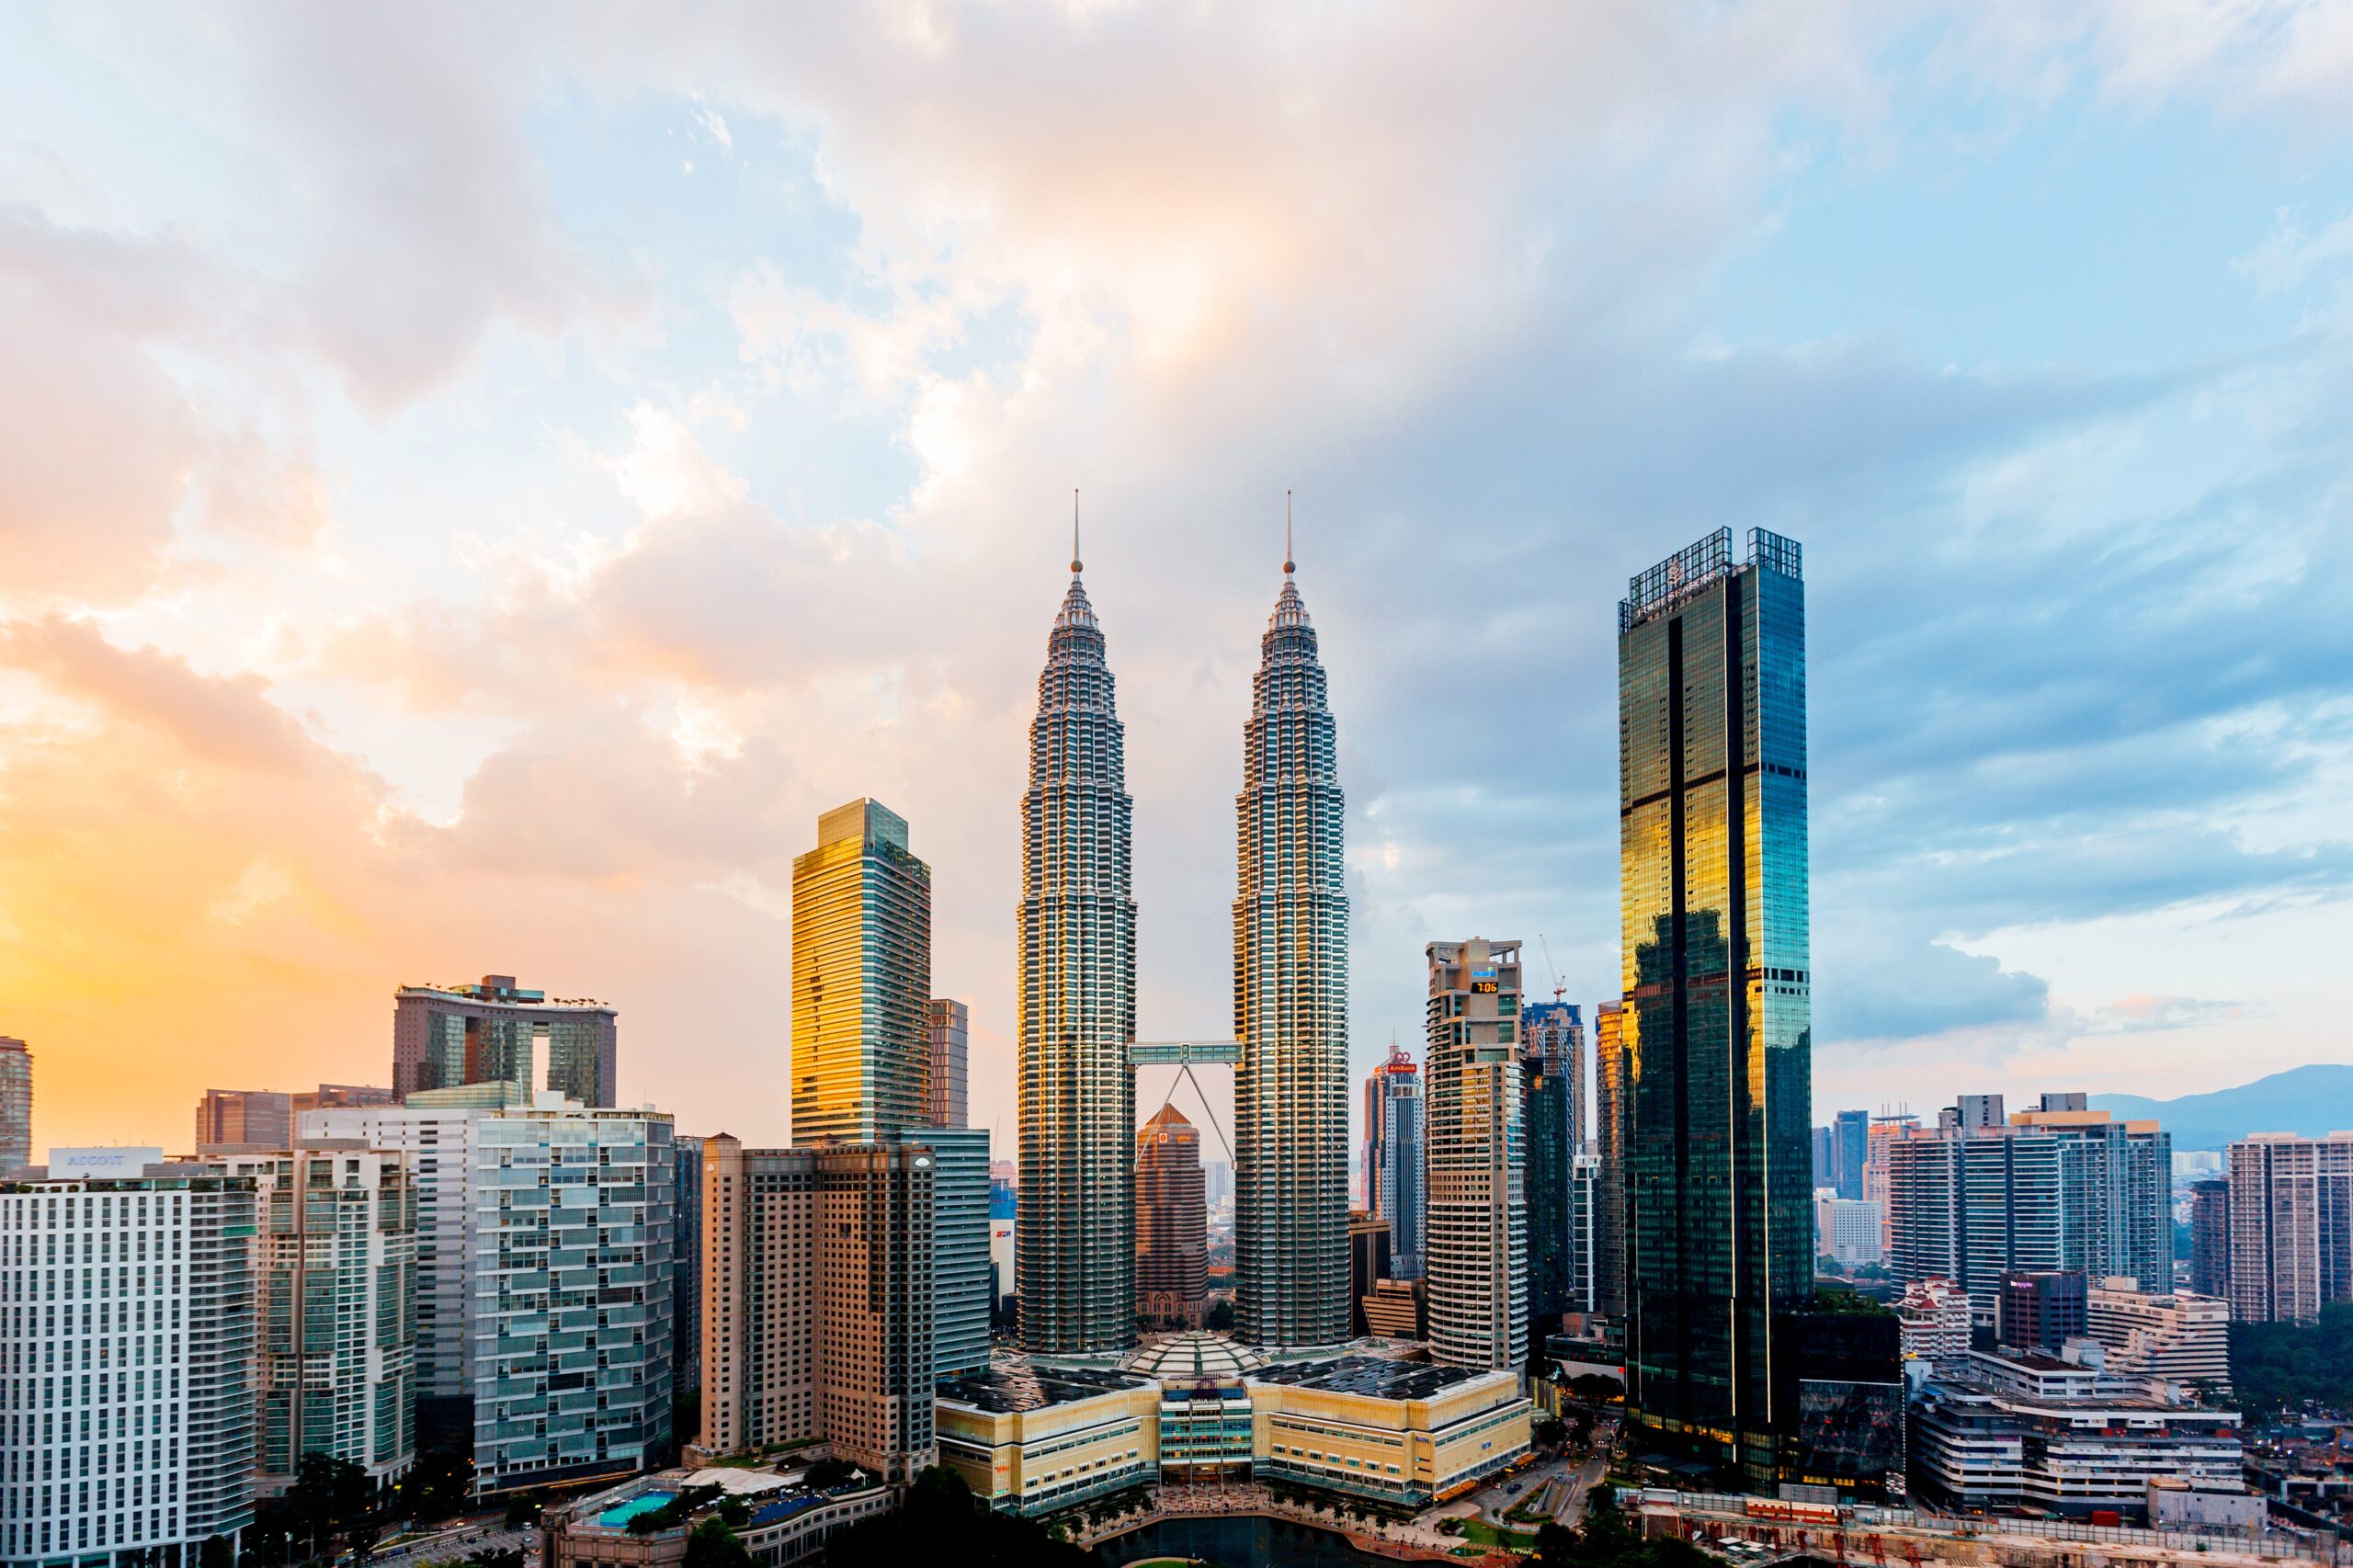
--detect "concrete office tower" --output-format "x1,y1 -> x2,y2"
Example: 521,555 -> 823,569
2226,1132 -> 2353,1323
393,975 -> 620,1108
1234,540 -> 1350,1349
700,1135 -> 939,1484
1617,528 -> 1812,1488
1361,1040 -> 1426,1279
472,1098 -> 674,1494
1593,1001 -> 1627,1318
1996,1269 -> 2086,1352
1425,938 -> 1528,1372
1832,1109 -> 1870,1200
0,1155 -> 258,1563
0,1037 -> 30,1170
1349,1210 -> 1392,1336
302,1092 -> 498,1454
1888,1096 -> 2172,1313
212,1142 -> 417,1494
2188,1177 -> 2231,1301
195,1088 -> 292,1153
792,801 -> 932,1146
1522,1001 -> 1584,1328
927,998 -> 971,1129
1017,538 -> 1138,1356
676,1136 -> 705,1397
2088,1279 -> 2231,1389
1136,1106 -> 1210,1328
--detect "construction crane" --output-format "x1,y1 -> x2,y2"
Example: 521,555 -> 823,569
1539,933 -> 1567,1006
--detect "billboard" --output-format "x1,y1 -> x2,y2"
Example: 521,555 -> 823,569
1794,1378 -> 1904,1483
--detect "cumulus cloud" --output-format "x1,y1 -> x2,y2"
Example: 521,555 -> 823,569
6,1 -> 2353,1151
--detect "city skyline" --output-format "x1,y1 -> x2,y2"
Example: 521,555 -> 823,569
7,8 -> 2353,1160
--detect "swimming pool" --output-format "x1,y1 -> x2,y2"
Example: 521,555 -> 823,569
596,1491 -> 677,1528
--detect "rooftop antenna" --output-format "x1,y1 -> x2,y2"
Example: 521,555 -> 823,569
1072,488 -> 1082,574
1284,489 -> 1294,575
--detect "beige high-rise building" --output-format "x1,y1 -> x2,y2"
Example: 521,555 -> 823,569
700,1134 -> 937,1484
2088,1278 -> 2231,1390
195,1088 -> 294,1153
1424,937 -> 1526,1372
2227,1132 -> 2353,1324
791,800 -> 932,1146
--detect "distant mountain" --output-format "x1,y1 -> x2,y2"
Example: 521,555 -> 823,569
2091,1064 -> 2353,1153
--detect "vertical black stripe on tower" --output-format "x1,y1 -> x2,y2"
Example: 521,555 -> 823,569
1723,571 -> 1751,1418
1666,612 -> 1689,1426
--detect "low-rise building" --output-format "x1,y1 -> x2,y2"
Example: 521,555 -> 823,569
542,1465 -> 891,1568
934,1362 -> 1161,1517
2088,1279 -> 2231,1392
2147,1476 -> 2268,1529
1908,1347 -> 2245,1517
1898,1277 -> 1972,1363
1251,1355 -> 1530,1506
934,1333 -> 1530,1517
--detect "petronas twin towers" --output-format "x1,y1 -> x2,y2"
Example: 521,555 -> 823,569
1018,517 -> 1350,1356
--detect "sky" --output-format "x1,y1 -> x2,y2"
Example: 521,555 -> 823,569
3,2 -> 2351,1159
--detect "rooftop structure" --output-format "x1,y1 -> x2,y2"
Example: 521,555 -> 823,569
393,974 -> 619,1107
542,1465 -> 892,1568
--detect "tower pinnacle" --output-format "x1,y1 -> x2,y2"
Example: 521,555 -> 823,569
1284,489 -> 1294,575
1072,488 -> 1082,574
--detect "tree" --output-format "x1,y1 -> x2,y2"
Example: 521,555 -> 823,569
396,1451 -> 473,1526
826,1465 -> 1094,1567
199,1539 -> 234,1568
801,1456 -> 863,1490
2231,1301 -> 2353,1416
682,1518 -> 754,1568
1534,1416 -> 1568,1449
1205,1299 -> 1236,1331
287,1455 -> 376,1564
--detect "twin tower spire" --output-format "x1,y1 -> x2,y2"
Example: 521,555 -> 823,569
1018,495 -> 1348,1356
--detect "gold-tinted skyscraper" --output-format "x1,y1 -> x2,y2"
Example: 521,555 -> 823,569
1618,527 -> 1809,1489
791,798 -> 932,1145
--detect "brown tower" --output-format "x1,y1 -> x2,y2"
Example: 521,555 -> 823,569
1136,1105 -> 1209,1328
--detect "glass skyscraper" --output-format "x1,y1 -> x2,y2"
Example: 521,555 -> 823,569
1235,551 -> 1350,1348
1361,1041 -> 1425,1279
1522,1000 -> 1584,1327
1017,546 -> 1138,1354
791,799 -> 932,1145
1618,527 -> 1810,1488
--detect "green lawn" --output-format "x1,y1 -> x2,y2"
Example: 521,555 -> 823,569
1461,1519 -> 1540,1551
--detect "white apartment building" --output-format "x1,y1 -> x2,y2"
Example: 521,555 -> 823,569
304,1088 -> 493,1453
471,1097 -> 674,1494
0,1156 -> 257,1566
2087,1278 -> 2231,1392
1909,1348 -> 2244,1517
211,1142 -> 418,1494
1898,1275 -> 1973,1363
1816,1193 -> 1885,1267
307,1086 -> 673,1493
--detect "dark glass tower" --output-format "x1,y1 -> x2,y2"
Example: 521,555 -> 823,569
1017,530 -> 1139,1354
1618,527 -> 1810,1489
1235,544 -> 1351,1348
1522,1001 -> 1584,1329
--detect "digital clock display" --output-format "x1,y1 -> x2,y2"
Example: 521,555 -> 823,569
1472,981 -> 1499,994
